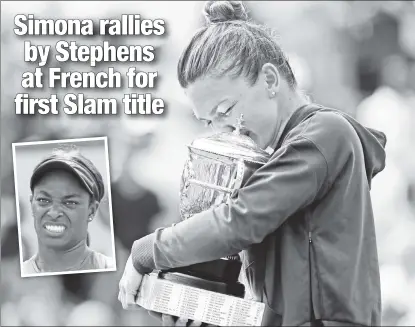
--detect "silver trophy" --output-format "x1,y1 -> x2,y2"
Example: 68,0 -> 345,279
156,115 -> 271,298
134,115 -> 270,325
179,114 -> 270,220
136,115 -> 270,325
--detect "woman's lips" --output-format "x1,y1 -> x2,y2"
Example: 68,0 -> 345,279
43,223 -> 67,234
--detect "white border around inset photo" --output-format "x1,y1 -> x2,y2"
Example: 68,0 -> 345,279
12,136 -> 117,278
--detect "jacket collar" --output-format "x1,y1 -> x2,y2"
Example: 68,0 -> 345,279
265,103 -> 322,155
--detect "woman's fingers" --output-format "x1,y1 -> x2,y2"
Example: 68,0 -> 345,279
148,310 -> 163,320
161,314 -> 176,326
147,311 -> 214,326
176,317 -> 188,326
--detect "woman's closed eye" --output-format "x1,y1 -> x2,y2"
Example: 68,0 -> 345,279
216,103 -> 237,118
204,120 -> 212,128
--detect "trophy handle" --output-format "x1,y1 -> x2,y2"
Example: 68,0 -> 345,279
180,159 -> 191,196
230,159 -> 245,198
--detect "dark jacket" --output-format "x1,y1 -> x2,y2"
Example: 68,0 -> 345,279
133,104 -> 386,326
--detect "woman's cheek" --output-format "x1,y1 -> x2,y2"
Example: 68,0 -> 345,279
31,204 -> 44,233
68,205 -> 89,223
31,203 -> 44,219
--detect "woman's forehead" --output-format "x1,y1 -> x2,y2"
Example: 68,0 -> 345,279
189,75 -> 249,95
186,76 -> 249,113
33,170 -> 88,194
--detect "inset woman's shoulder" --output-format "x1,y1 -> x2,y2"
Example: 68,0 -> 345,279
21,255 -> 40,275
91,251 -> 115,270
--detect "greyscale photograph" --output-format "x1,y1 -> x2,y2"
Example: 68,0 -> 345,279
1,1 -> 415,326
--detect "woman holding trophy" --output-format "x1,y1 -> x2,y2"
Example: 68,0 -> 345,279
119,1 -> 386,326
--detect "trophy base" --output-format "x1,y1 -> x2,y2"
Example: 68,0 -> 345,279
162,257 -> 244,298
159,272 -> 245,298
136,272 -> 265,326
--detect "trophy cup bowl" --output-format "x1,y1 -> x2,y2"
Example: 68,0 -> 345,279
159,116 -> 271,299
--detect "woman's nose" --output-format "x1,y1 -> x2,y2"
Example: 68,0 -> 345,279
48,204 -> 62,220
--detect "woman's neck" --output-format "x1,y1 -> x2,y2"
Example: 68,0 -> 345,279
269,89 -> 310,150
36,240 -> 90,272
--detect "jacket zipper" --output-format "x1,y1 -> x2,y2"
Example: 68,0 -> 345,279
309,230 -> 315,323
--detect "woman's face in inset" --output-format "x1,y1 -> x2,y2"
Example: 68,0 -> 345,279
185,73 -> 279,149
31,170 -> 93,251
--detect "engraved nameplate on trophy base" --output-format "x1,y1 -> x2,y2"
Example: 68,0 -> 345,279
136,272 -> 265,326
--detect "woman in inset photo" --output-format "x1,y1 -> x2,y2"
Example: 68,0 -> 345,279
22,145 -> 114,274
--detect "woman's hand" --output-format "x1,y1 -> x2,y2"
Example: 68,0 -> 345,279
148,311 -> 210,326
118,254 -> 143,310
118,256 -> 216,327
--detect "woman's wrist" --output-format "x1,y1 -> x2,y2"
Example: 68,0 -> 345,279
131,233 -> 157,274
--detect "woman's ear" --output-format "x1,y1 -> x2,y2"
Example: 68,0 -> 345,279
30,194 -> 33,203
88,200 -> 99,222
261,63 -> 280,98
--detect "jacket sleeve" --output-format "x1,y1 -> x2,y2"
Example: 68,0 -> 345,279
136,136 -> 328,271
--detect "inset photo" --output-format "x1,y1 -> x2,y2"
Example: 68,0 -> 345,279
12,137 -> 116,278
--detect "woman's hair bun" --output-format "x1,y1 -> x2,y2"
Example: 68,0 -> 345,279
204,1 -> 248,24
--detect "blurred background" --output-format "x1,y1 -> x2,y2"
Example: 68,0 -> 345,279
1,1 -> 415,325
13,139 -> 115,263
